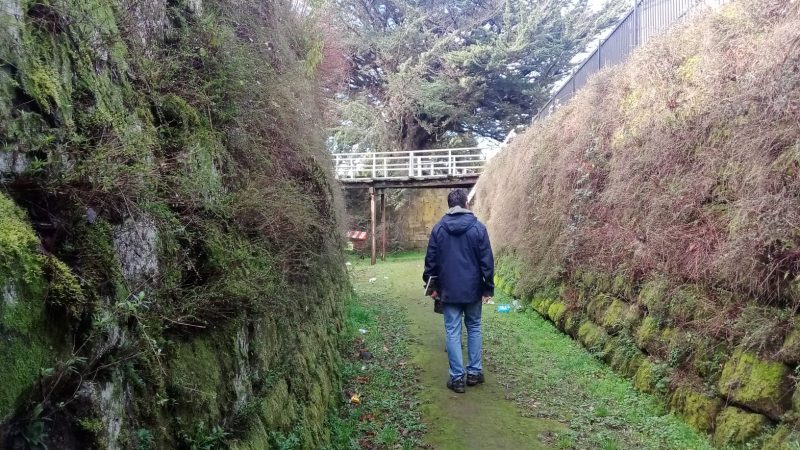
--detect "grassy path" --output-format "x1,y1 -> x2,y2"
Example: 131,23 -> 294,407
343,254 -> 713,449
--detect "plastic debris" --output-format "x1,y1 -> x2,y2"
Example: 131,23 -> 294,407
368,277 -> 377,283
345,261 -> 352,266
358,328 -> 368,334
350,394 -> 361,405
512,300 -> 521,311
497,304 -> 511,313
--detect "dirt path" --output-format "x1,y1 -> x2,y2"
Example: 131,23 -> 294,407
352,255 -> 563,450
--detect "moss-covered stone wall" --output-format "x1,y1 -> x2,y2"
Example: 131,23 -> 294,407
0,0 -> 349,448
479,2 -> 800,447
495,255 -> 800,448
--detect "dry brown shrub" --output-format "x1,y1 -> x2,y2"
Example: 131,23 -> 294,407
475,0 -> 800,311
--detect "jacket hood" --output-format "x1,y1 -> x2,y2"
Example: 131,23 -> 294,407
442,207 -> 477,235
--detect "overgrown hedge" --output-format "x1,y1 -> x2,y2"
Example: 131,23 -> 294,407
479,1 -> 800,447
0,0 -> 348,448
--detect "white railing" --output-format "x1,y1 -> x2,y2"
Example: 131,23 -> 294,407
333,147 -> 489,181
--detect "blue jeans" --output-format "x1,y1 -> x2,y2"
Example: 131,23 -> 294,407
443,301 -> 482,379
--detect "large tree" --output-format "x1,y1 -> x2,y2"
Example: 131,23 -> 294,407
329,0 -> 626,152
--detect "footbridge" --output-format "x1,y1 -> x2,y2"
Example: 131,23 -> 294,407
333,147 -> 492,265
333,147 -> 490,190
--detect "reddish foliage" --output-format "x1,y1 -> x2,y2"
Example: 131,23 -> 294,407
476,0 -> 800,313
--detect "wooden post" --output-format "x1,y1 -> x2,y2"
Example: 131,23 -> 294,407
380,189 -> 386,261
370,186 -> 376,265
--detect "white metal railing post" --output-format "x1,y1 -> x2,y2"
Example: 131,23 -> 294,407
334,154 -> 338,179
417,156 -> 422,176
448,149 -> 453,175
408,151 -> 413,176
372,153 -> 376,178
383,156 -> 388,178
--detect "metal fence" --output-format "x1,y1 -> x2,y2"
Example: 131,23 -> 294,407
533,0 -> 726,123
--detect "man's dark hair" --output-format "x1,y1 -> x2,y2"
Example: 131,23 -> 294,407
448,189 -> 468,208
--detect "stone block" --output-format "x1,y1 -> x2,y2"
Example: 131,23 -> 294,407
712,406 -> 769,447
718,349 -> 791,419
668,386 -> 721,433
577,320 -> 608,353
600,298 -> 628,333
546,301 -> 567,325
778,322 -> 800,364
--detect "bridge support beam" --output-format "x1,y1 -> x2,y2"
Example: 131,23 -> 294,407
370,187 -> 376,265
380,189 -> 386,261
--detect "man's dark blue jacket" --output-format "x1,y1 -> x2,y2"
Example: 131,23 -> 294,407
423,206 -> 494,304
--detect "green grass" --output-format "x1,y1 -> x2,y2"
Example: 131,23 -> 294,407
484,290 -> 714,450
324,289 -> 425,449
333,254 -> 714,449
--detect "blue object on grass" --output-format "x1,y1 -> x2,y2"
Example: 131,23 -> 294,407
497,304 -> 511,313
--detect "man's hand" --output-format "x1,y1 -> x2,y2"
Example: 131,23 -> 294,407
431,290 -> 439,300
482,296 -> 492,304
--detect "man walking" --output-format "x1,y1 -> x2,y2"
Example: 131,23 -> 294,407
423,189 -> 494,394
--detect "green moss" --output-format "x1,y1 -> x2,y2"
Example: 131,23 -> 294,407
79,417 -> 105,434
712,406 -> 769,447
0,193 -> 60,418
623,303 -> 643,329
169,334 -> 229,423
578,271 -> 612,294
633,359 -> 670,394
606,338 -> 645,378
43,257 -> 87,319
21,59 -> 62,114
530,295 -> 543,311
587,293 -> 612,323
546,301 -> 567,325
667,285 -> 704,324
778,322 -> 800,364
668,386 -> 720,433
718,349 -> 791,419
610,274 -> 634,300
64,219 -> 128,303
577,320 -> 608,353
666,329 -> 693,368
633,359 -> 654,393
0,193 -> 43,290
534,297 -> 553,317
600,298 -> 628,333
639,277 -> 669,317
761,425 -> 800,450
635,316 -> 660,353
690,337 -> 729,383
562,308 -> 582,336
